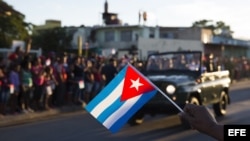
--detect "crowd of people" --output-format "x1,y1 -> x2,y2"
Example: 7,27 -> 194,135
0,40 -> 250,117
0,40 -> 135,116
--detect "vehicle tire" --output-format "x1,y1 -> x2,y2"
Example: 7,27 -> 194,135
128,112 -> 144,126
189,96 -> 200,105
213,91 -> 228,117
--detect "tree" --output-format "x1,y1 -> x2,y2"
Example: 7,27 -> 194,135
32,27 -> 72,54
0,1 -> 30,47
192,19 -> 233,38
192,19 -> 213,28
214,21 -> 232,38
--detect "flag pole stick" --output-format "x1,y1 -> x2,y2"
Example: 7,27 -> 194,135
128,63 -> 184,113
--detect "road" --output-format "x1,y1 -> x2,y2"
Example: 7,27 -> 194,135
0,80 -> 250,141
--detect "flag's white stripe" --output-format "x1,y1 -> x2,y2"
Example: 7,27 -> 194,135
103,94 -> 141,128
90,79 -> 125,118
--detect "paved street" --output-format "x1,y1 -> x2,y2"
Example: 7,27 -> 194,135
0,79 -> 249,128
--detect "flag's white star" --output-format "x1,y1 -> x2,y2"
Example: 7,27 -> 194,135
130,78 -> 144,91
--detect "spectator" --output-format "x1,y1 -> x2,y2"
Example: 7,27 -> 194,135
31,57 -> 44,111
72,56 -> 85,105
65,62 -> 75,105
8,63 -> 21,114
54,55 -> 68,107
20,61 -> 34,113
8,46 -> 23,63
117,55 -> 130,71
101,58 -> 118,86
8,38 -> 32,65
0,67 -> 10,115
84,60 -> 95,103
92,58 -> 103,97
44,66 -> 58,110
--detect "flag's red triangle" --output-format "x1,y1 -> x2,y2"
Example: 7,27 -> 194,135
120,65 -> 155,101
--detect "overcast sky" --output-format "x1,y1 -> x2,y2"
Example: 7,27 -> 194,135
4,0 -> 250,40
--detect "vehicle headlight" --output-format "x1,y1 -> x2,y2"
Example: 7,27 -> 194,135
166,85 -> 176,94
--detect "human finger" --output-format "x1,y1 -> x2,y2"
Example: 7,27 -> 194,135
178,112 -> 195,129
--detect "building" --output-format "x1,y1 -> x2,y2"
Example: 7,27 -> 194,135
159,26 -> 250,58
30,0 -> 250,60
93,25 -> 158,58
33,20 -> 62,34
102,0 -> 121,25
92,25 -> 206,60
92,24 -> 250,60
31,18 -> 250,60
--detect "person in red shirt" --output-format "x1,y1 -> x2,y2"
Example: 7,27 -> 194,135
31,57 -> 44,111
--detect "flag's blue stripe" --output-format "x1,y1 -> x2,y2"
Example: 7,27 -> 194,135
97,95 -> 124,123
85,66 -> 127,112
109,90 -> 157,133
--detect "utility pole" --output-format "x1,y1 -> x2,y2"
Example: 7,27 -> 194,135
138,10 -> 141,25
78,36 -> 82,56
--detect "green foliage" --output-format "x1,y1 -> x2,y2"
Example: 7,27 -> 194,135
32,27 -> 72,53
0,1 -> 29,47
192,19 -> 232,38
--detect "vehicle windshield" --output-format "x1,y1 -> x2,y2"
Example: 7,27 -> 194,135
146,52 -> 202,72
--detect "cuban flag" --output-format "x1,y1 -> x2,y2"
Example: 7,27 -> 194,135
85,64 -> 157,133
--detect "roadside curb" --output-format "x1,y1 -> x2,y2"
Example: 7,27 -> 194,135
231,79 -> 250,86
0,105 -> 84,127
